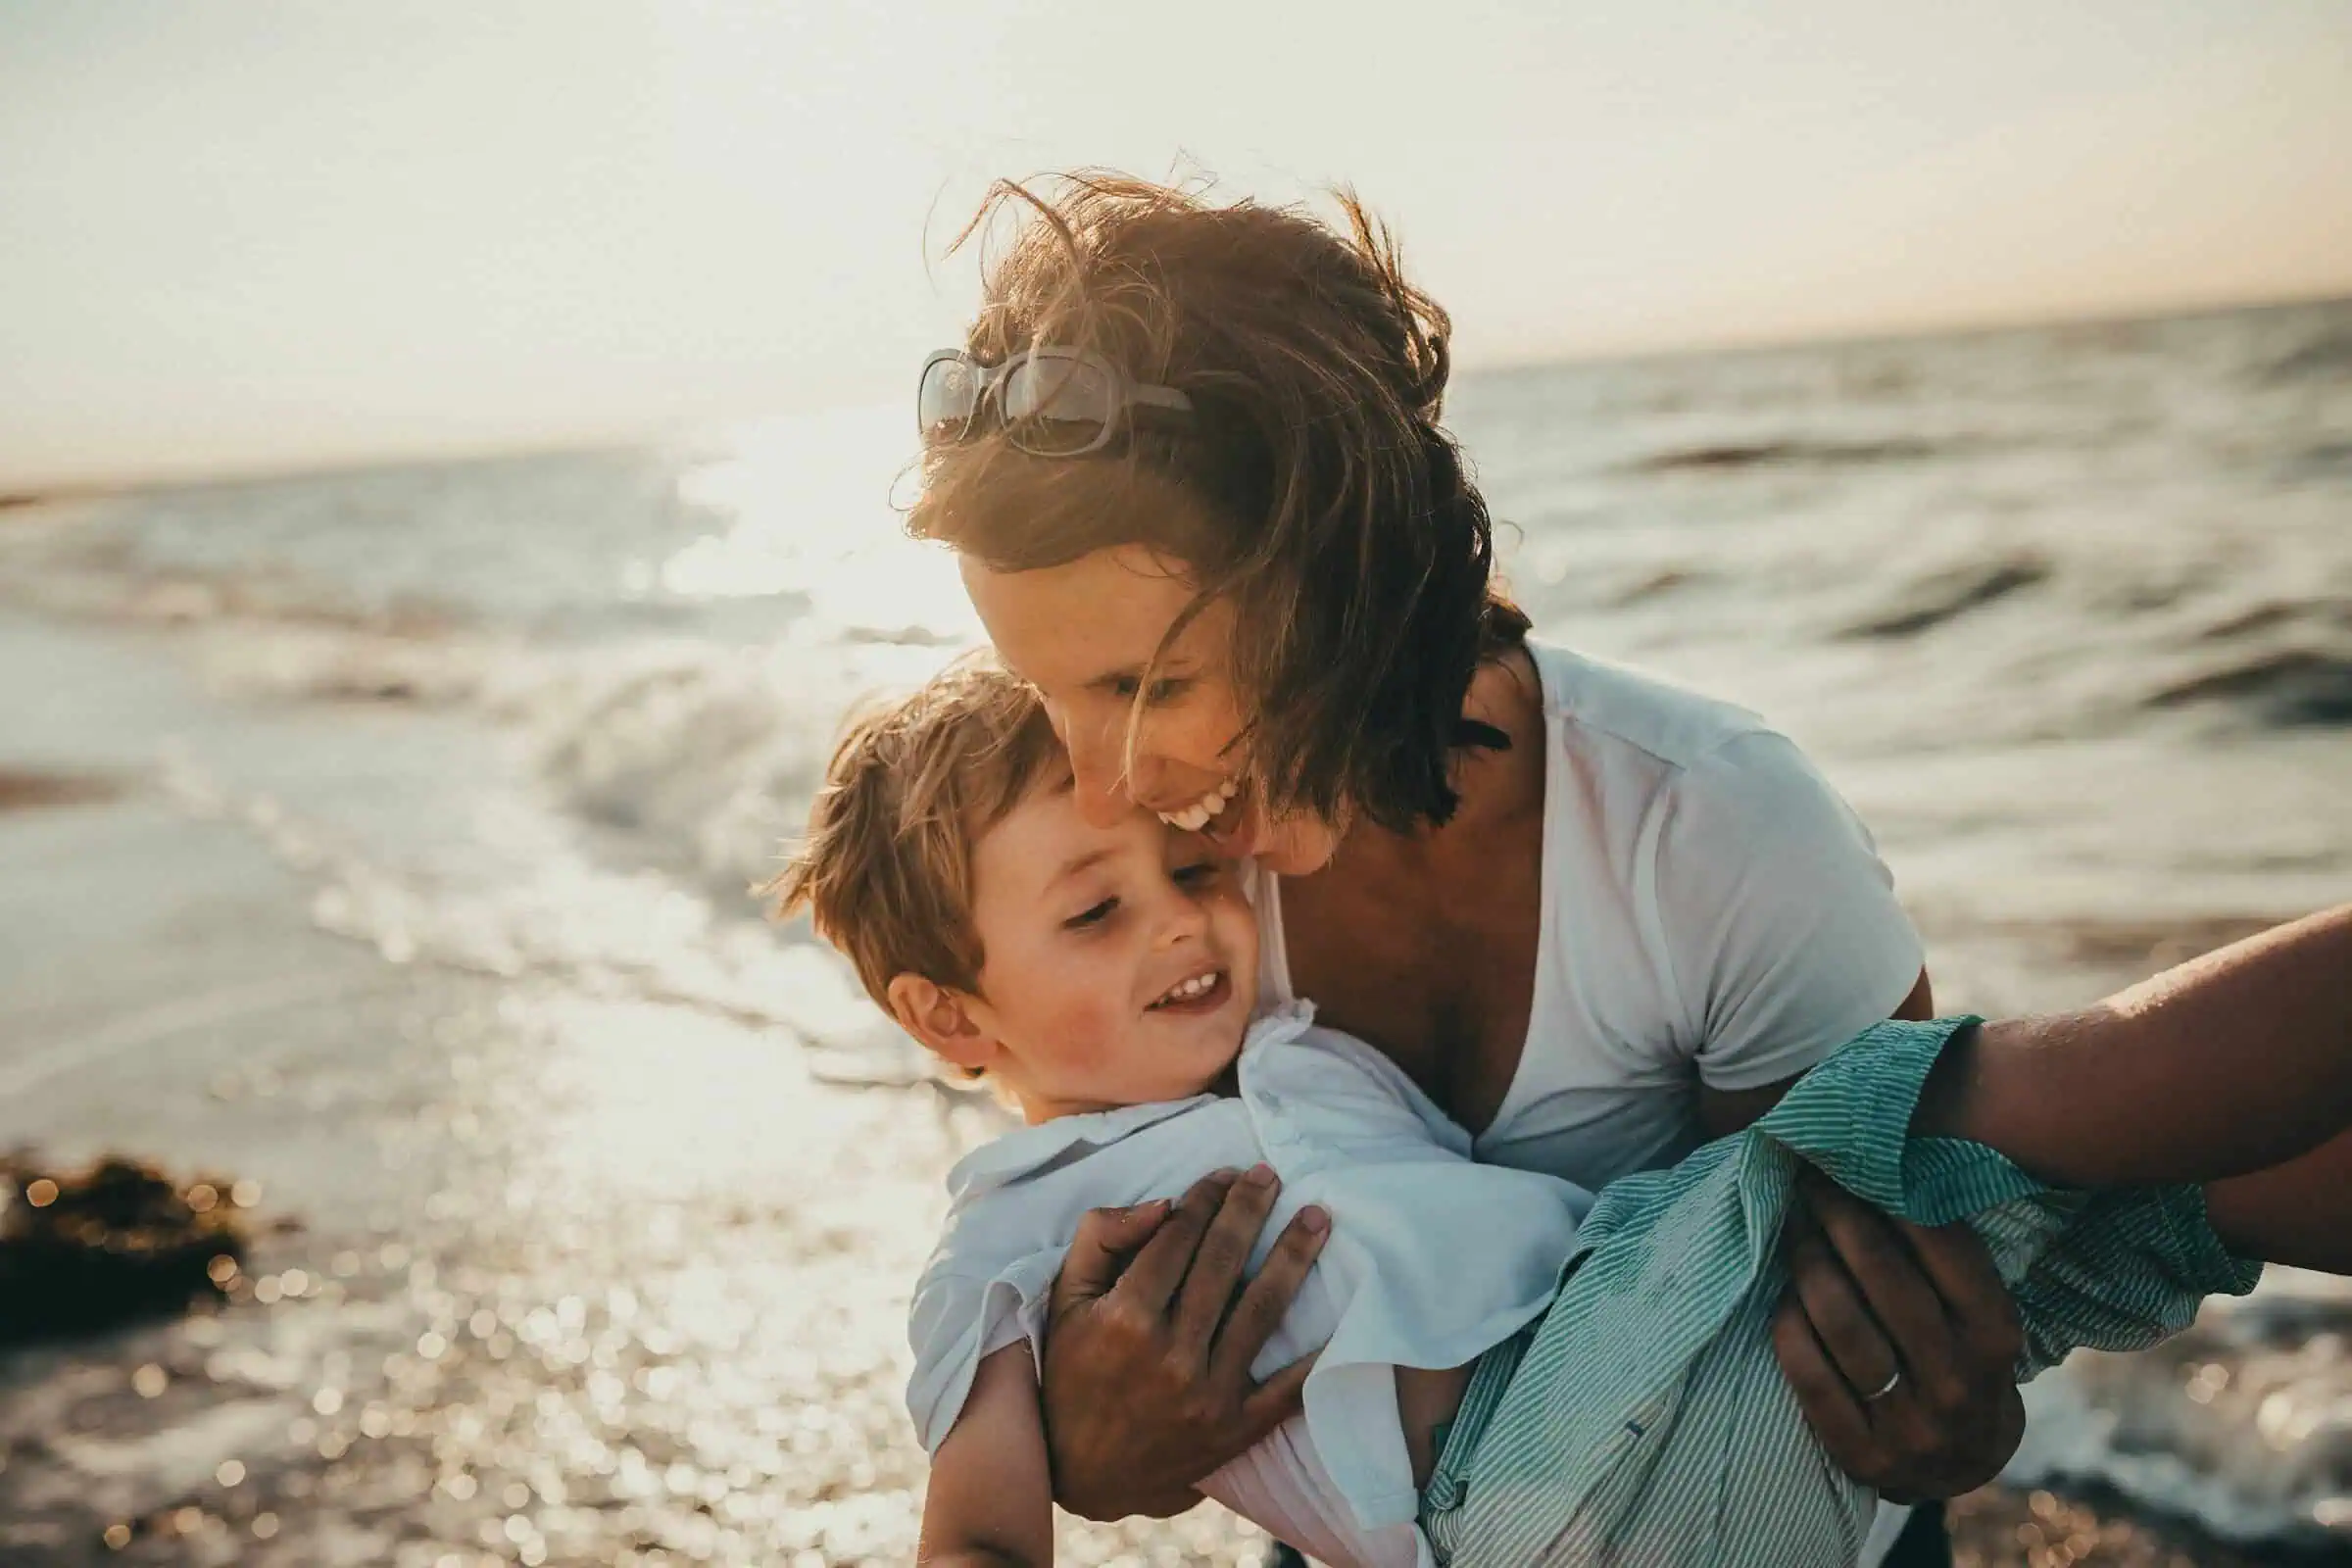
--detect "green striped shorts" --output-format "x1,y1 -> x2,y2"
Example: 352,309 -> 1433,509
1419,1321 -> 1533,1564
1415,1016 -> 2262,1568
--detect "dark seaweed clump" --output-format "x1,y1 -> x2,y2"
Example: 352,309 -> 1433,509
0,1153 -> 253,1347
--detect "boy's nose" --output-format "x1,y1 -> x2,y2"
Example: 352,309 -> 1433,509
1153,886 -> 1211,947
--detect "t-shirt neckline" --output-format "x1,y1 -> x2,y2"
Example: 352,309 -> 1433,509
1254,641 -> 1566,1145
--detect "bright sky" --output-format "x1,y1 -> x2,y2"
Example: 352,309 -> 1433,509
4,0 -> 2348,490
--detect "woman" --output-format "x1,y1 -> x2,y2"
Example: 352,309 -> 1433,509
907,173 -> 2023,1564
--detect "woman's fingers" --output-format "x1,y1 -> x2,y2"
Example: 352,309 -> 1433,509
1207,1203 -> 1330,1385
1780,1169 -> 2031,1499
1238,1349 -> 1320,1442
1034,1171 -> 1329,1521
1781,1197 -> 1903,1398
1797,1172 -> 1965,1397
1897,1212 -> 2026,1371
1049,1198 -> 1175,1318
1171,1164 -> 1284,1355
1769,1292 -> 1877,1469
1112,1169 -> 1238,1316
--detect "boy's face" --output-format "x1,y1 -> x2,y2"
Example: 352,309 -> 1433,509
958,771 -> 1259,1120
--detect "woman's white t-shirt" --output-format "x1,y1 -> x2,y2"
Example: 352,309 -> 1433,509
1251,638 -> 1928,1562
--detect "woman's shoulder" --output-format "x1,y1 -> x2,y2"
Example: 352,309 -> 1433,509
1520,638 -> 1779,776
1516,640 -> 1886,882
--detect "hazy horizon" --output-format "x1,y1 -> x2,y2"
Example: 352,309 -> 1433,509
11,286 -> 2348,500
6,0 -> 2349,492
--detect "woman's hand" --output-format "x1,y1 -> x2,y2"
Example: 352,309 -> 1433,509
1039,1166 -> 1331,1521
1769,1169 -> 2027,1504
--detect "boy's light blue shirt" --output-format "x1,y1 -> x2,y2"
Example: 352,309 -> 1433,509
906,1004 -> 1591,1568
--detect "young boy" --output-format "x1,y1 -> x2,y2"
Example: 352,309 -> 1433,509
775,661 -> 2352,1568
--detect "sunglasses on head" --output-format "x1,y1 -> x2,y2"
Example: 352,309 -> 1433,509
917,347 -> 1195,457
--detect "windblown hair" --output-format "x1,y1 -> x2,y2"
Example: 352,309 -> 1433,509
768,660 -> 1062,1043
910,172 -> 1528,835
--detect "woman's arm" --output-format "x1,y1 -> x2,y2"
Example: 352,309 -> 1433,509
920,1346 -> 1056,1568
2204,1126 -> 2352,1273
1038,1168 -> 1329,1521
1913,905 -> 2352,1187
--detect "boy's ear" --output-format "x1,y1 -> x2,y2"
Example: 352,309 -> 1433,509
886,973 -> 998,1074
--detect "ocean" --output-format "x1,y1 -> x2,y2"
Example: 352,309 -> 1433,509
2,297 -> 2347,1564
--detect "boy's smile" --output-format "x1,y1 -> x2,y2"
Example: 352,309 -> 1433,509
953,768 -> 1259,1122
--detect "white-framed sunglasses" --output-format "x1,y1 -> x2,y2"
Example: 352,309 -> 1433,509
917,346 -> 1195,457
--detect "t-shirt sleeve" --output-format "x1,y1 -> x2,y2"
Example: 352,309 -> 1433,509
1646,729 -> 1925,1092
904,1250 -> 1063,1453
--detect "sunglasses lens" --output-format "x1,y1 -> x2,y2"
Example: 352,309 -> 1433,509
1001,355 -> 1115,455
917,358 -> 981,440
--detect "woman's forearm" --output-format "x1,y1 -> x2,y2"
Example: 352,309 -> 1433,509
1914,905 -> 2352,1188
2205,1124 -> 2352,1272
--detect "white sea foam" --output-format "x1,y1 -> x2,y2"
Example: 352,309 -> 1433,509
2011,1273 -> 2352,1545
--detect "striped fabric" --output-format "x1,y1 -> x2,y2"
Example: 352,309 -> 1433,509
1419,1016 -> 2264,1568
1420,1325 -> 1531,1564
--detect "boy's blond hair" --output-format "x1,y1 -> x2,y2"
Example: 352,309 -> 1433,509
771,659 -> 1063,1013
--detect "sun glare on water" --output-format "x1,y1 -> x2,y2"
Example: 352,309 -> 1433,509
659,404 -> 980,655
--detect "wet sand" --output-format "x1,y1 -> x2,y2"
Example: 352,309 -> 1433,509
1947,1486 -> 2332,1568
0,768 -> 123,811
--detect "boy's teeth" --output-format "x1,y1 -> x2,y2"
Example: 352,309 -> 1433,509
1153,970 -> 1221,1006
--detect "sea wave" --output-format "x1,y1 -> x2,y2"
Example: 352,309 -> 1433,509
517,636 -> 963,907
1627,435 -> 1953,472
2146,649 -> 2352,728
2262,326 -> 2352,386
154,739 -> 937,1088
1839,555 -> 2053,640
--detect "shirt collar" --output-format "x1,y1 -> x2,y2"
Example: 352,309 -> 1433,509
945,1002 -> 1319,1202
946,1095 -> 1217,1203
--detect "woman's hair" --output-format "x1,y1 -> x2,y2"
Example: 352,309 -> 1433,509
910,172 -> 1528,834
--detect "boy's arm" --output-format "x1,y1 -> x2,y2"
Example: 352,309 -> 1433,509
919,1345 -> 1057,1568
1913,905 -> 2352,1190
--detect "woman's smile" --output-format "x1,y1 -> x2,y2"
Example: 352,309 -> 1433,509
1155,775 -> 1239,833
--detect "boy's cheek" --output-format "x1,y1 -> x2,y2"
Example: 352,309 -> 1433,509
1035,1001 -> 1134,1071
1209,888 -> 1260,953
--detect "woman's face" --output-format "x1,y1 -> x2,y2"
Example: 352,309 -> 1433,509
961,544 -> 1344,876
